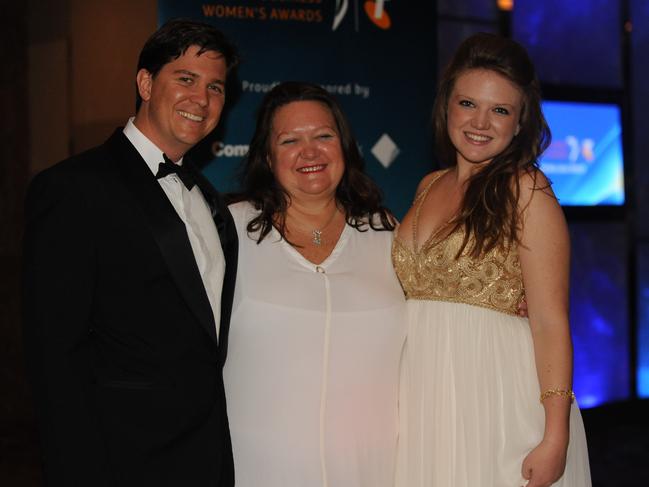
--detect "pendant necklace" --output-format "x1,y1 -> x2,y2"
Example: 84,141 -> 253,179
313,206 -> 340,245
290,206 -> 340,246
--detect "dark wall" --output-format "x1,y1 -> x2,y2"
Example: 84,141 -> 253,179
1,2 -> 35,484
0,1 -> 156,483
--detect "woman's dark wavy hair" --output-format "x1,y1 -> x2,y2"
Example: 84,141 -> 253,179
234,81 -> 395,243
135,18 -> 239,111
433,33 -> 551,257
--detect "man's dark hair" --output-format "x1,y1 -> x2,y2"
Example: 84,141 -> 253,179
135,18 -> 239,111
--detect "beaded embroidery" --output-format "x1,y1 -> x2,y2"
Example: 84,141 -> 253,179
392,171 -> 525,316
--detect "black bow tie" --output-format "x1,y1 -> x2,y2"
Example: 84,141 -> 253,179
156,154 -> 196,190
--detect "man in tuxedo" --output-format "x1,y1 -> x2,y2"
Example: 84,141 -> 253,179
23,19 -> 239,487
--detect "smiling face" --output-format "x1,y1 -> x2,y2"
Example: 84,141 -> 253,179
134,45 -> 227,160
447,68 -> 523,170
268,100 -> 345,203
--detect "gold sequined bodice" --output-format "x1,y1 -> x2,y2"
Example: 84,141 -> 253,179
392,171 -> 524,316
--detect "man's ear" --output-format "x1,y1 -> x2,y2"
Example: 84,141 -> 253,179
136,69 -> 153,103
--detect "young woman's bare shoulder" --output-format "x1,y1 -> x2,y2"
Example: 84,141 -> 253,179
516,168 -> 561,215
415,169 -> 447,198
518,168 -> 556,199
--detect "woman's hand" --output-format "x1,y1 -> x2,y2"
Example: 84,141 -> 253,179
517,296 -> 528,317
517,170 -> 573,486
521,437 -> 568,487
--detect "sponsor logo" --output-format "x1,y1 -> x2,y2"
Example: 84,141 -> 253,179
541,136 -> 596,175
544,136 -> 596,164
333,0 -> 392,31
364,1 -> 391,29
371,133 -> 399,168
333,0 -> 349,30
212,141 -> 249,158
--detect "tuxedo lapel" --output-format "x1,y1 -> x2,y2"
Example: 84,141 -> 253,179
105,130 -> 218,343
188,160 -> 238,361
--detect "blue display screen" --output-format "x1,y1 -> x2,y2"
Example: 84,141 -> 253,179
539,101 -> 625,206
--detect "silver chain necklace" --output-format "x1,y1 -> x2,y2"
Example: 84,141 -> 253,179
310,207 -> 339,245
288,206 -> 340,246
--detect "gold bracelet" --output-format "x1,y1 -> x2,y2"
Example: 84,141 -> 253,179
539,389 -> 575,403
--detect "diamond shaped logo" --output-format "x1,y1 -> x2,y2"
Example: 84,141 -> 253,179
371,133 -> 400,168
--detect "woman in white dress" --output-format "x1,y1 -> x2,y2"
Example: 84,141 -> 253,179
223,82 -> 406,487
393,34 -> 592,486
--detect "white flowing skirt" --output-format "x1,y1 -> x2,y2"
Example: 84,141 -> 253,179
395,300 -> 591,487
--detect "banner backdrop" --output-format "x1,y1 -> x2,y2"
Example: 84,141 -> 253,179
159,0 -> 437,217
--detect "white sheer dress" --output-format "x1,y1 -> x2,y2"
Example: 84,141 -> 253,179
223,201 -> 406,487
392,172 -> 592,487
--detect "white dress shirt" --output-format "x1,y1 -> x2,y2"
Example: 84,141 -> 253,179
123,118 -> 225,340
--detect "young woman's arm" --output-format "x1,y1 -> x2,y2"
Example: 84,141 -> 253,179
517,170 -> 573,487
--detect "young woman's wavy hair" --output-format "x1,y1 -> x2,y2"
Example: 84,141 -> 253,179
433,33 -> 551,257
234,81 -> 394,243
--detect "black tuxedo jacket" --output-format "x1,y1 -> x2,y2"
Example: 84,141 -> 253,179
23,130 -> 238,487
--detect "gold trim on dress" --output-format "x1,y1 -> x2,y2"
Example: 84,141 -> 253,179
392,170 -> 525,317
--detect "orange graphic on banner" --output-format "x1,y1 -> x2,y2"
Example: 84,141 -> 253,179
364,1 -> 391,30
